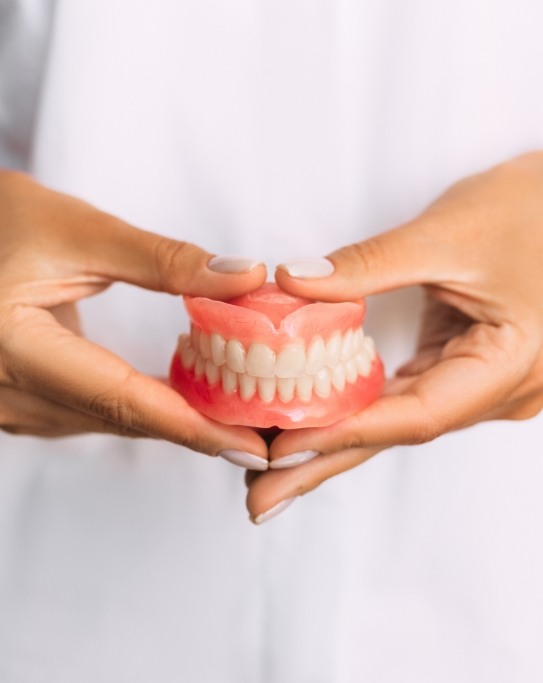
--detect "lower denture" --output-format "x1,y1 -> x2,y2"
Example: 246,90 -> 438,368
170,283 -> 384,429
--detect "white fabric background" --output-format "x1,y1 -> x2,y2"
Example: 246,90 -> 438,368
1,1 -> 543,681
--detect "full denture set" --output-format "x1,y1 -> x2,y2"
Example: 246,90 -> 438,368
170,284 -> 384,428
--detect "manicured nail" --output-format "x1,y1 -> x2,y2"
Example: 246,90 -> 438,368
270,450 -> 320,469
208,255 -> 263,274
218,449 -> 268,471
251,498 -> 296,525
277,257 -> 334,279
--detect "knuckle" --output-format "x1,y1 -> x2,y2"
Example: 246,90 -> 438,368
348,238 -> 386,277
407,416 -> 442,445
153,237 -> 192,292
87,369 -> 142,429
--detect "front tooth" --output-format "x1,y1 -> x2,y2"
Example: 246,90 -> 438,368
181,342 -> 197,370
205,359 -> 220,385
306,336 -> 326,374
355,350 -> 372,377
239,373 -> 257,401
246,343 -> 275,378
277,377 -> 295,403
296,374 -> 313,402
199,332 -> 211,359
258,376 -> 276,403
275,343 -> 306,378
314,367 -> 331,398
194,355 -> 206,377
221,366 -> 238,394
190,326 -> 200,350
345,359 -> 358,384
340,329 -> 354,361
226,339 -> 246,373
326,332 -> 341,368
211,333 -> 226,366
331,364 -> 346,392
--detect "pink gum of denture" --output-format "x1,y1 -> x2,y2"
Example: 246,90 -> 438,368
169,283 -> 384,429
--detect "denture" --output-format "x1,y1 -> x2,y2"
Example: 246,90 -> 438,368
169,283 -> 384,428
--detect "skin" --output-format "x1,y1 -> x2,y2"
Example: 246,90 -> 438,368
0,170 -> 268,460
246,151 -> 543,521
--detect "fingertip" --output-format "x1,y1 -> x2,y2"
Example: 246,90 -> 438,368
193,257 -> 267,300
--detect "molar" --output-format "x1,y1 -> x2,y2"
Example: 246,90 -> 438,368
345,359 -> 358,384
275,343 -> 306,378
190,326 -> 200,351
199,332 -> 212,359
194,355 -> 206,378
226,339 -> 246,373
246,343 -> 276,378
181,343 -> 197,370
331,364 -> 346,392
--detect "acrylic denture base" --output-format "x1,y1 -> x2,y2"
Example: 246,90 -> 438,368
169,284 -> 384,429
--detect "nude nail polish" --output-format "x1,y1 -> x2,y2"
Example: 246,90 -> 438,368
270,450 -> 320,469
218,449 -> 268,471
277,258 -> 334,279
208,255 -> 263,274
251,498 -> 296,525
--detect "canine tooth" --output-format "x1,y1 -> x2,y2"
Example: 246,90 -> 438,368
314,367 -> 331,398
221,366 -> 238,394
258,376 -> 276,403
340,329 -> 354,361
331,364 -> 346,392
352,328 -> 363,354
325,332 -> 341,368
226,339 -> 246,373
205,359 -> 220,385
239,373 -> 257,401
355,350 -> 372,377
275,343 -> 306,378
296,374 -> 313,402
211,333 -> 226,366
277,377 -> 296,403
345,359 -> 358,384
306,336 -> 326,374
199,332 -> 211,359
246,343 -> 275,378
181,342 -> 197,369
190,326 -> 200,350
194,355 -> 206,377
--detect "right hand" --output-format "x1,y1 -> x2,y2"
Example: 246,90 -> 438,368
0,170 -> 268,461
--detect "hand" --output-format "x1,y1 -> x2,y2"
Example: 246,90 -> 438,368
0,170 -> 268,462
246,151 -> 543,522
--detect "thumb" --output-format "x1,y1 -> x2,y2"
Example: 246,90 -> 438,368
275,218 -> 452,302
89,215 -> 267,299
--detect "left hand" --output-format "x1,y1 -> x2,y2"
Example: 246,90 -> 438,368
246,151 -> 543,523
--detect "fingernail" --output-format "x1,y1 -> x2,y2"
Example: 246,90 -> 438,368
208,255 -> 263,274
277,257 -> 334,279
218,449 -> 268,471
270,450 -> 320,469
251,498 -> 296,525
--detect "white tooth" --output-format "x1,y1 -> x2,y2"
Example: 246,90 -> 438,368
314,367 -> 331,398
325,332 -> 341,368
352,328 -> 363,354
340,329 -> 354,361
355,350 -> 372,377
363,336 -> 376,359
177,333 -> 189,355
277,377 -> 296,403
246,343 -> 276,378
296,374 -> 313,402
345,359 -> 358,384
205,359 -> 220,385
331,364 -> 346,392
239,373 -> 257,401
226,339 -> 246,373
194,355 -> 206,377
211,333 -> 226,366
199,332 -> 211,359
190,326 -> 200,350
306,336 -> 326,374
275,343 -> 306,378
221,366 -> 238,394
258,376 -> 276,403
181,342 -> 197,370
